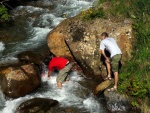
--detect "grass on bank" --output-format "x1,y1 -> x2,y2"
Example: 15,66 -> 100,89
82,0 -> 150,106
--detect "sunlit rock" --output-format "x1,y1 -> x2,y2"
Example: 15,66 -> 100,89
0,64 -> 40,98
95,79 -> 114,95
47,15 -> 134,79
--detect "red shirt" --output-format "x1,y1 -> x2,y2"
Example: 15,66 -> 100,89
48,57 -> 69,71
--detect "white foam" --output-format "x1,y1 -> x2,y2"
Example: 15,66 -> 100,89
29,27 -> 51,41
0,57 -> 18,65
1,73 -> 103,113
54,0 -> 94,17
83,97 -> 103,113
34,13 -> 65,28
16,6 -> 49,14
0,42 -> 5,52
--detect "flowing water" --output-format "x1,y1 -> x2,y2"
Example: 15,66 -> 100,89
0,0 -> 111,113
0,72 -> 109,113
0,0 -> 94,65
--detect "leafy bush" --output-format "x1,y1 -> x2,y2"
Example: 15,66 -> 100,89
0,5 -> 9,21
81,7 -> 105,20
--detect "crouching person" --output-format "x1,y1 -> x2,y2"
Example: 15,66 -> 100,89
48,57 -> 72,88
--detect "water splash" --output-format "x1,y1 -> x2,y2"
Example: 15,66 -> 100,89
1,72 -> 105,113
0,42 -> 5,52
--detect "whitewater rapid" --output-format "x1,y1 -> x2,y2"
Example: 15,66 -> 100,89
0,72 -> 107,113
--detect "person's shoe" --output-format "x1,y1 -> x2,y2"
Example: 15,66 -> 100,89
104,76 -> 112,81
107,87 -> 117,92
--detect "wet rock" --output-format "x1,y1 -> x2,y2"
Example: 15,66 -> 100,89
47,14 -> 134,79
15,98 -> 58,113
104,90 -> 131,112
0,64 -> 40,98
95,79 -> 114,95
17,51 -> 43,65
15,98 -> 76,113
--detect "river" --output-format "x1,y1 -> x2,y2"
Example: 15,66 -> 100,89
0,0 -> 111,113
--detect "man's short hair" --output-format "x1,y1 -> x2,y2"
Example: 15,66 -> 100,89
101,32 -> 108,37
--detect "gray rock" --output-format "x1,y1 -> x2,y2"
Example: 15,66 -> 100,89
104,90 -> 131,112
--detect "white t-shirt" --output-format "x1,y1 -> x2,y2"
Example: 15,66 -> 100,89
100,38 -> 122,58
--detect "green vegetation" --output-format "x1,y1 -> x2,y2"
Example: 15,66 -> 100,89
81,7 -> 105,20
82,0 -> 150,106
0,5 -> 9,21
95,0 -> 150,105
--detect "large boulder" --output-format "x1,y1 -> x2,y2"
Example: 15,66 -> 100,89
47,15 -> 134,79
0,64 -> 41,98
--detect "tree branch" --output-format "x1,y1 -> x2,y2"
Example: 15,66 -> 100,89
0,0 -> 14,10
0,0 -> 9,5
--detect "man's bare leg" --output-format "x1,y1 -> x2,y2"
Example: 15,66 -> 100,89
57,82 -> 62,88
66,80 -> 69,83
105,61 -> 111,77
65,75 -> 70,83
114,72 -> 118,89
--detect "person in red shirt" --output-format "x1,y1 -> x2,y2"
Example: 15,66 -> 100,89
48,57 -> 72,88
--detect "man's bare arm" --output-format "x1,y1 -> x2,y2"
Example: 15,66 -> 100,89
48,70 -> 52,77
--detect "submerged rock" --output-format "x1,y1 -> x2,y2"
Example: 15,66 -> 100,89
15,98 -> 59,113
47,14 -> 134,79
15,98 -> 76,113
0,64 -> 40,98
104,90 -> 131,112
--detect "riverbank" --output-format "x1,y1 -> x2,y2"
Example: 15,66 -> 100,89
85,0 -> 150,112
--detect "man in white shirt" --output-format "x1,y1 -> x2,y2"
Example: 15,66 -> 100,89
100,32 -> 122,91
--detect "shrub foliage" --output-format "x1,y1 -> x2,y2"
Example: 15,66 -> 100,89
0,5 -> 9,21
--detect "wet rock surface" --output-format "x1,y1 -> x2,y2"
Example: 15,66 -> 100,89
15,98 -> 76,113
0,63 -> 41,98
95,79 -> 114,95
17,51 -> 43,65
104,90 -> 131,112
47,15 -> 134,79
